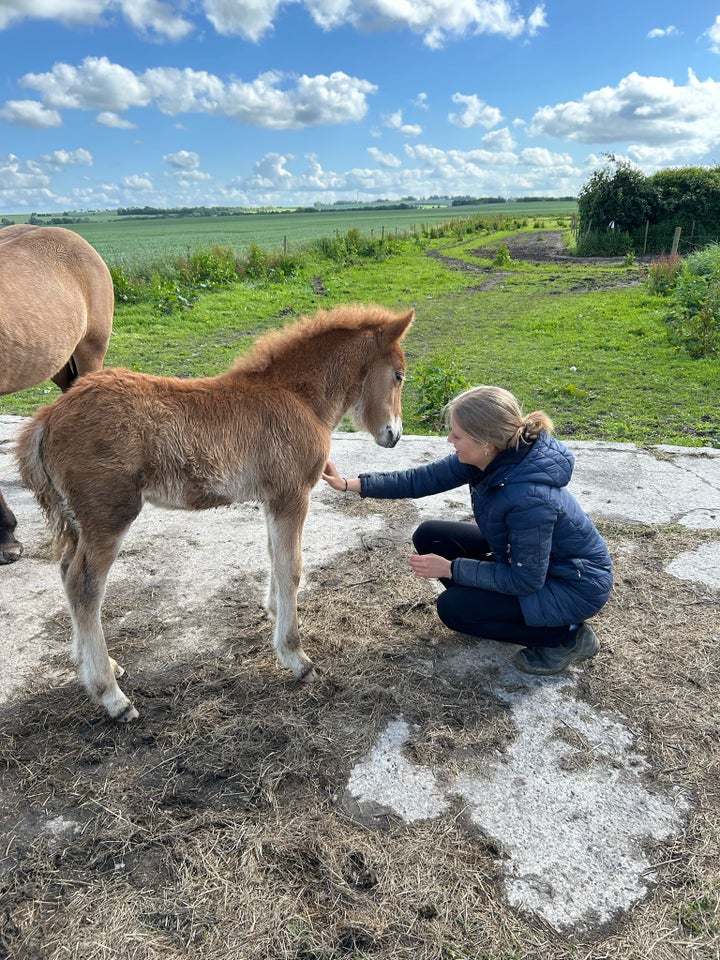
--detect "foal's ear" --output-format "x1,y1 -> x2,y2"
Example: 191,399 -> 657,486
385,308 -> 414,342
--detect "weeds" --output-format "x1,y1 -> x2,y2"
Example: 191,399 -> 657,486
492,244 -> 512,267
645,252 -> 683,296
412,353 -> 470,432
665,244 -> 720,358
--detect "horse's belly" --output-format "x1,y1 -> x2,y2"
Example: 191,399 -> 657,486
142,475 -> 260,511
0,323 -> 82,395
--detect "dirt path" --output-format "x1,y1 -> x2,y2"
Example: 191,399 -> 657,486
427,229 -> 647,288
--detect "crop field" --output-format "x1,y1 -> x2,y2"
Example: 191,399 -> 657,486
6,200 -> 576,267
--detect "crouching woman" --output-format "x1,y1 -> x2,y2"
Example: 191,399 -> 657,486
323,385 -> 613,675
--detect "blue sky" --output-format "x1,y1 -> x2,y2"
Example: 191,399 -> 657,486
1,2 -> 720,212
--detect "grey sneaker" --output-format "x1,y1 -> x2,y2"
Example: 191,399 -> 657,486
512,623 -> 600,676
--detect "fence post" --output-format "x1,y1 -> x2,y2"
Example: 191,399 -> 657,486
643,220 -> 649,255
671,227 -> 682,255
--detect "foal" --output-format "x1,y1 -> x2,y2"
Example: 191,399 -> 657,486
16,304 -> 414,721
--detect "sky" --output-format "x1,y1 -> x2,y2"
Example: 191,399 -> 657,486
1,2 -> 720,213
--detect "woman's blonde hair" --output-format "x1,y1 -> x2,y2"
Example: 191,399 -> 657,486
446,386 -> 553,451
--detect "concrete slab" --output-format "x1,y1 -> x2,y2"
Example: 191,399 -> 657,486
1,416 -> 719,936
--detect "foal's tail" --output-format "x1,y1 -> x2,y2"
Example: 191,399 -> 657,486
15,418 -> 79,556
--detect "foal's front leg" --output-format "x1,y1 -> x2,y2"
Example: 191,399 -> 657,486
264,493 -> 316,682
62,535 -> 139,721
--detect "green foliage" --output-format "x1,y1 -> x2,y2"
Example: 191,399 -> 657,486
492,244 -> 511,266
179,244 -> 240,286
667,244 -> 720,357
645,253 -> 683,296
309,227 -> 402,264
578,157 -> 720,255
109,263 -> 142,303
412,353 -> 470,432
578,155 -> 652,239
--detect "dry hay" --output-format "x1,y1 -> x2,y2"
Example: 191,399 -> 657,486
0,512 -> 718,960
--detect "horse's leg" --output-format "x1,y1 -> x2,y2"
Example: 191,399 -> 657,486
263,508 -> 278,621
264,492 -> 316,682
51,362 -> 75,392
0,490 -> 22,564
60,537 -> 124,681
63,532 -> 138,721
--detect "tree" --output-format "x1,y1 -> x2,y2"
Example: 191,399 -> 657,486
577,154 -> 651,234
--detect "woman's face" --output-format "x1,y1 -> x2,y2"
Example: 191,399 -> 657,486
448,416 -> 498,467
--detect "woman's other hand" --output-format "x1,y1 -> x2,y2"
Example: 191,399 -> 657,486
409,552 -> 452,580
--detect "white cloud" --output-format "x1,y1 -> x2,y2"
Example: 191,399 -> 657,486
647,26 -> 679,39
122,172 -> 154,190
164,150 -> 201,171
163,151 -> 214,184
23,58 -> 152,112
0,153 -> 51,190
530,70 -> 720,157
119,0 -> 193,39
383,110 -> 422,136
40,148 -> 93,167
367,146 -> 403,168
413,92 -> 429,109
0,99 -> 62,128
306,0 -> 547,49
0,0 -> 191,39
449,93 -> 502,129
483,126 -> 515,150
0,0 -> 548,46
203,0 -> 283,42
97,111 -> 137,129
12,57 -> 377,130
0,0 -> 104,30
706,15 -> 720,54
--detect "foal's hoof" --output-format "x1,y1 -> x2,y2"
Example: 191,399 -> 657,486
298,664 -> 318,684
114,702 -> 140,723
0,539 -> 23,564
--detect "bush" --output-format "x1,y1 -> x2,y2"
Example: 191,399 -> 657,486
645,252 -> 683,296
667,244 -> 720,357
493,244 -> 512,266
575,228 -> 634,256
412,353 -> 470,432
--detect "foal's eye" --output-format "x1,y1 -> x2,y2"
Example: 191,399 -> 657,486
395,371 -> 405,383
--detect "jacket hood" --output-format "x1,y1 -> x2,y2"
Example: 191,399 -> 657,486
481,431 -> 574,491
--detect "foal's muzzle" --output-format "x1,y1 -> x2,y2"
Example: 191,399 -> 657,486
375,421 -> 403,448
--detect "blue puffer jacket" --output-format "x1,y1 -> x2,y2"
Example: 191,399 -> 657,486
360,431 -> 613,628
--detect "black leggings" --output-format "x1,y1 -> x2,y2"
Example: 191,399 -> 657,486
412,520 -> 574,648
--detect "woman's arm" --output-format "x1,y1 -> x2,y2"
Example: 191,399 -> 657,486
453,499 -> 556,596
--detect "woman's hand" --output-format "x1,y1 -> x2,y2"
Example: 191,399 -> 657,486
409,552 -> 452,580
322,461 -> 360,493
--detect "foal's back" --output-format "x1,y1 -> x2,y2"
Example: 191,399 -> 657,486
24,364 -> 330,516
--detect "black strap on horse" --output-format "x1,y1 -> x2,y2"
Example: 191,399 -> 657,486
68,354 -> 79,384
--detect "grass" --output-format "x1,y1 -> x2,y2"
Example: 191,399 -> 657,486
1,222 -> 718,447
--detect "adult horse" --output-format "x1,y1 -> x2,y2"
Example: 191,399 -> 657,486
16,303 -> 414,721
0,224 -> 114,564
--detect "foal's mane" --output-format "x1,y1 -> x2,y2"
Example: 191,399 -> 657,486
233,304 -> 396,375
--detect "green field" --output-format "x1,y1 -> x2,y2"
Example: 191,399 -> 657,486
2,215 -> 717,448
4,201 -> 576,267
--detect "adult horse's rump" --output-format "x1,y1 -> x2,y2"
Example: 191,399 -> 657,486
16,303 -> 414,721
0,224 -> 114,563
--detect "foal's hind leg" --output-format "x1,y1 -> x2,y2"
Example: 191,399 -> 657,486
264,493 -> 316,682
0,490 -> 22,565
62,532 -> 139,721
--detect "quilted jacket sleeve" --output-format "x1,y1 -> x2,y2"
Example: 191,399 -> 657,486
452,494 -> 557,596
360,454 -> 474,500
